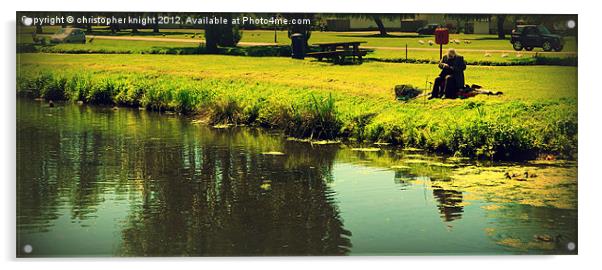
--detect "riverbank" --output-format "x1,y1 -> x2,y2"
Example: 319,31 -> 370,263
16,53 -> 577,160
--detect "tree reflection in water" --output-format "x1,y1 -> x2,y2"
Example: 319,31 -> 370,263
118,140 -> 352,256
17,99 -> 351,256
394,170 -> 465,224
17,99 -> 576,256
431,186 -> 464,223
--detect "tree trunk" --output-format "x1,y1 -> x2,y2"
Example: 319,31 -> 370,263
497,15 -> 507,39
111,24 -> 120,33
287,14 -> 312,48
373,16 -> 387,36
204,24 -> 219,54
153,14 -> 159,33
220,14 -> 234,47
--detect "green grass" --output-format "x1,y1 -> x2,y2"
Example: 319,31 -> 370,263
19,37 -> 576,66
17,53 -> 577,160
369,49 -> 576,65
35,39 -> 202,54
241,30 -> 577,52
52,27 -> 573,52
18,26 -> 577,65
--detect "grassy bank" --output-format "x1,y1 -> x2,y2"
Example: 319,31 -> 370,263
17,53 -> 577,160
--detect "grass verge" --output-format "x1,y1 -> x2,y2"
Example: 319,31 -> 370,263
17,53 -> 577,160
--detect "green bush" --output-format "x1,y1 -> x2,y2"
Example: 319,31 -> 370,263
39,74 -> 67,100
210,97 -> 243,124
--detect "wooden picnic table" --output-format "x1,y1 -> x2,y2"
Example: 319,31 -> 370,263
307,41 -> 368,64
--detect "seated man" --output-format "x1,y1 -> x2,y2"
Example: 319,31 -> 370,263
430,49 -> 466,99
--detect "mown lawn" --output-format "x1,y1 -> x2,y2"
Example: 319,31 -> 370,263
34,39 -> 202,54
240,30 -> 577,52
24,37 -> 576,65
369,48 -> 576,64
17,29 -> 577,65
18,53 -> 575,100
53,27 -> 574,52
17,53 -> 577,160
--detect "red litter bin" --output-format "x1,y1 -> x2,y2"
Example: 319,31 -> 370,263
435,28 -> 449,45
434,28 -> 449,59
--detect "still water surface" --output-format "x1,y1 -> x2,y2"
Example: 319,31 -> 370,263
17,99 -> 577,256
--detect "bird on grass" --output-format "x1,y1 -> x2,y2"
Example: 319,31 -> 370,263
504,171 -> 537,181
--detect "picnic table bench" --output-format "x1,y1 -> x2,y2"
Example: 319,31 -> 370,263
307,41 -> 368,64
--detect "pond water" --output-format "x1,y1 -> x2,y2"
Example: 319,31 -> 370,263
16,99 -> 578,256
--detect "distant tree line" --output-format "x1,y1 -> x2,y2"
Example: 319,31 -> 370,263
22,12 -> 576,51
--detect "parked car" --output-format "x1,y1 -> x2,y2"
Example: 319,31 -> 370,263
416,24 -> 440,35
50,28 -> 86,44
510,25 -> 564,51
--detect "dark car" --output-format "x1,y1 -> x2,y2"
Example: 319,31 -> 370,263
50,28 -> 86,44
510,25 -> 564,51
416,24 -> 440,35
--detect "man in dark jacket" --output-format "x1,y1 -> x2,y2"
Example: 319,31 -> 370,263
430,49 -> 466,99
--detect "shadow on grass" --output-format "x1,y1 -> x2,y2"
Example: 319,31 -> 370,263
468,36 -> 509,41
18,42 -> 577,66
334,33 -> 430,39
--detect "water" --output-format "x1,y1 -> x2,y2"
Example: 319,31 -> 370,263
16,99 -> 578,256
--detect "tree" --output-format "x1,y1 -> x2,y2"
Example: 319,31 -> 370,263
325,14 -> 415,37
203,13 -> 243,53
373,15 -> 387,36
284,13 -> 314,48
443,14 -> 489,34
204,23 -> 219,53
496,15 -> 507,39
219,13 -> 235,47
153,13 -> 160,33
445,14 -> 509,38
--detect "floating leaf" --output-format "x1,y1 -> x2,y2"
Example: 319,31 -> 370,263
351,147 -> 381,152
261,151 -> 285,156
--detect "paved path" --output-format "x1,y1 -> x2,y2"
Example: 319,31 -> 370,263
87,35 -> 277,46
365,45 -> 577,55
